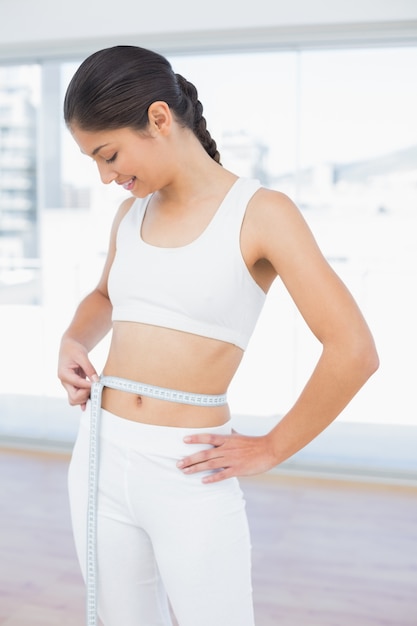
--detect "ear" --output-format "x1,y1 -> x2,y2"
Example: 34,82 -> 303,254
148,101 -> 172,135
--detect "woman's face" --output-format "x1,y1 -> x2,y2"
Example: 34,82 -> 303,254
70,125 -> 171,198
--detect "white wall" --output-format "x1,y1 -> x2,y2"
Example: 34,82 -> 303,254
1,0 -> 417,61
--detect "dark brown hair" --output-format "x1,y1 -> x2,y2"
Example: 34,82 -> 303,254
64,45 -> 220,163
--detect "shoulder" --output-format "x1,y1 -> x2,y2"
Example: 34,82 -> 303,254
243,186 -> 316,265
115,195 -> 136,224
108,195 -> 137,237
248,186 -> 304,225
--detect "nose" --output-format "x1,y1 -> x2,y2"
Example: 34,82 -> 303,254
97,162 -> 117,185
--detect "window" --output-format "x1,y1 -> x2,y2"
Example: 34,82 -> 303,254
293,48 -> 417,428
0,46 -> 416,454
0,65 -> 40,306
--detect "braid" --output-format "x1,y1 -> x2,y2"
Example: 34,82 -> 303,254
175,74 -> 221,164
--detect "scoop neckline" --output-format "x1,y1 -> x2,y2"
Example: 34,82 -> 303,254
138,177 -> 241,251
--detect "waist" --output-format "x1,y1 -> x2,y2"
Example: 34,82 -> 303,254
82,406 -> 232,451
99,375 -> 231,427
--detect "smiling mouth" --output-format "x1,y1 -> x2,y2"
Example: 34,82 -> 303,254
120,177 -> 136,190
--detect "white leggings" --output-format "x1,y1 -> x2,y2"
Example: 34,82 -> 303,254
68,408 -> 255,626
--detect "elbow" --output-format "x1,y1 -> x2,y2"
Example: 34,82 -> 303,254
364,345 -> 379,380
353,333 -> 380,384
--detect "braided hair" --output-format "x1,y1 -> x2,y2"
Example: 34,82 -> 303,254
64,45 -> 221,163
174,73 -> 220,163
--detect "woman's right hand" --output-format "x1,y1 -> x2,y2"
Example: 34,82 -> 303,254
58,337 -> 99,411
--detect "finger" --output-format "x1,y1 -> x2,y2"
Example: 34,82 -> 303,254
177,448 -> 226,472
70,362 -> 98,385
69,393 -> 90,407
183,433 -> 226,446
202,468 -> 234,484
74,354 -> 99,382
64,372 -> 92,389
62,383 -> 91,407
182,462 -> 234,483
59,354 -> 98,385
179,433 -> 229,470
84,365 -> 99,383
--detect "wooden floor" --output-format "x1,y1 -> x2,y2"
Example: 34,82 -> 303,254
0,448 -> 416,626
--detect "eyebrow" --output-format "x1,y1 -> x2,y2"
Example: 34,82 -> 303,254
91,143 -> 110,156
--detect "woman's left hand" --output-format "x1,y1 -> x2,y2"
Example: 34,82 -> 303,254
177,431 -> 278,483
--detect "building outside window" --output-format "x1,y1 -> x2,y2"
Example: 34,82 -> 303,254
0,65 -> 40,305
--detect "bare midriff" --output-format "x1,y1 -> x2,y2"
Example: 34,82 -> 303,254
101,321 -> 244,427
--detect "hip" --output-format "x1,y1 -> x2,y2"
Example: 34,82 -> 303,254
75,405 -> 237,489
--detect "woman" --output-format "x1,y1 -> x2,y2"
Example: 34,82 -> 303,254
58,45 -> 379,626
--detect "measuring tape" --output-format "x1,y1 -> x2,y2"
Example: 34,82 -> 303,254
86,375 -> 227,626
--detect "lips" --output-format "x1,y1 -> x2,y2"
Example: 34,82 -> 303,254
119,177 -> 136,191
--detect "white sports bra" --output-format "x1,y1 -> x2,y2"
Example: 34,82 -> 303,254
107,177 -> 266,350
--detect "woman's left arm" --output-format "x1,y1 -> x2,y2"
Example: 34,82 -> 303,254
178,189 -> 379,482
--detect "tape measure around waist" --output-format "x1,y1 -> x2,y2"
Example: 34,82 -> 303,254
86,375 -> 228,626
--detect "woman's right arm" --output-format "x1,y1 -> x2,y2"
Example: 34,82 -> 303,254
57,197 -> 134,409
58,289 -> 112,409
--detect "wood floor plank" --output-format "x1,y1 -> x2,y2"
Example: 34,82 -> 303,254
0,448 -> 416,625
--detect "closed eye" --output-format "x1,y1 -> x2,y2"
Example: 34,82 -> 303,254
105,153 -> 117,164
